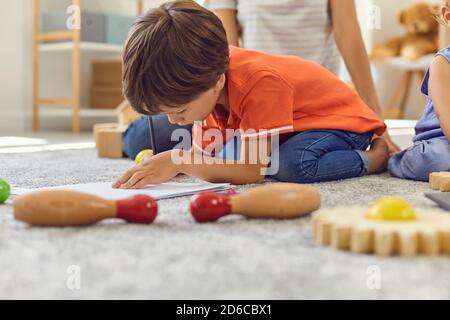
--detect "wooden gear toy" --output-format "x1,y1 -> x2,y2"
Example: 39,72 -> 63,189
312,197 -> 450,256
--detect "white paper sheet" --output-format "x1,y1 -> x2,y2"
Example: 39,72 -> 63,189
11,182 -> 230,200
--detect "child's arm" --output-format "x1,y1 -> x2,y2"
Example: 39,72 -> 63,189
179,137 -> 270,184
330,0 -> 400,153
330,0 -> 380,114
113,138 -> 270,188
429,56 -> 450,141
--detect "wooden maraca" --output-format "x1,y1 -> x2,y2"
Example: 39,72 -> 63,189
190,183 -> 320,222
13,190 -> 158,226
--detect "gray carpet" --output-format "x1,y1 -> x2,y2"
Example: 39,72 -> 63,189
0,147 -> 449,300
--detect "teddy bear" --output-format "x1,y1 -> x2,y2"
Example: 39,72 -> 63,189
371,3 -> 439,61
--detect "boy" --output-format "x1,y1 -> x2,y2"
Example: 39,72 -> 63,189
113,0 -> 388,189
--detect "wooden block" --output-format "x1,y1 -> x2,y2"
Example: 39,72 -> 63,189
92,60 -> 122,87
429,172 -> 450,191
116,100 -> 141,126
90,86 -> 124,109
95,126 -> 126,158
93,123 -> 121,145
312,207 -> 450,256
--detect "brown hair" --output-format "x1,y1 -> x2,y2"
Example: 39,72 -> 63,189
122,0 -> 229,115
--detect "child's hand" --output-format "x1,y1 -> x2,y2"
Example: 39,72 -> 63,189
112,151 -> 179,189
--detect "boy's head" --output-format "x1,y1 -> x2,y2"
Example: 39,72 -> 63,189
123,0 -> 229,125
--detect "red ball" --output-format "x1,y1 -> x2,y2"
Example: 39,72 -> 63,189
190,192 -> 232,223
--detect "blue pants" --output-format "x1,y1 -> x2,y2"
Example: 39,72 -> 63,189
218,130 -> 373,183
122,115 -> 192,159
388,137 -> 450,181
123,115 -> 373,183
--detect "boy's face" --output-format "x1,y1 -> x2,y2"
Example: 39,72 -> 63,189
160,74 -> 226,126
443,2 -> 450,26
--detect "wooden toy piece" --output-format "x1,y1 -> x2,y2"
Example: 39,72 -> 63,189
135,149 -> 154,165
93,101 -> 141,159
312,197 -> 450,256
94,124 -> 127,158
429,172 -> 450,191
117,100 -> 141,127
13,190 -> 158,226
0,178 -> 10,204
190,183 -> 320,222
93,123 -> 125,146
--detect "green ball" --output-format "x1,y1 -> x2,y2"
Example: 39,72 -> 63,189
0,179 -> 11,204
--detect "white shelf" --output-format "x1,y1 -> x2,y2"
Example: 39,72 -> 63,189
40,107 -> 117,117
39,42 -> 123,53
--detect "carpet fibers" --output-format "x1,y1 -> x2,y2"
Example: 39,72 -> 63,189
0,148 -> 449,299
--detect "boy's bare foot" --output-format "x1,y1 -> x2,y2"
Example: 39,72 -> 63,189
367,138 -> 389,174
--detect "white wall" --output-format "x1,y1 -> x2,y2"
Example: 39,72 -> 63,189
355,0 -> 375,49
0,0 -> 27,132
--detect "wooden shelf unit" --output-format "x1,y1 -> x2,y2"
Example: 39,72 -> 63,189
32,0 -> 144,134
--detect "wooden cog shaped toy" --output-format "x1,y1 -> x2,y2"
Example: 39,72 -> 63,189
312,196 -> 450,256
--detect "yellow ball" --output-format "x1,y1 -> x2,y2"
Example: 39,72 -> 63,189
134,149 -> 153,165
366,196 -> 416,221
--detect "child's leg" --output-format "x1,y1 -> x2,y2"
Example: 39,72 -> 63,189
122,114 -> 192,159
272,130 -> 386,183
388,137 -> 450,181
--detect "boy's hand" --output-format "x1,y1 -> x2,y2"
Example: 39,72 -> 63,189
112,151 -> 179,189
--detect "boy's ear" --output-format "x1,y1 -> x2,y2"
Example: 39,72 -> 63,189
216,73 -> 226,90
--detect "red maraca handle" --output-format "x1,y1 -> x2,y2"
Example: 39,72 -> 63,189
116,195 -> 158,224
190,192 -> 232,222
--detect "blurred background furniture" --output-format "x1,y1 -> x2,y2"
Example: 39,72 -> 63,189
32,0 -> 144,134
381,55 -> 432,119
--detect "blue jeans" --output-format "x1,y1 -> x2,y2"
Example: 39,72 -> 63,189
122,115 -> 192,159
218,130 -> 373,183
388,136 -> 450,182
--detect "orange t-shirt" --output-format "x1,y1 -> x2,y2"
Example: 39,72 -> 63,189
193,46 -> 386,153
